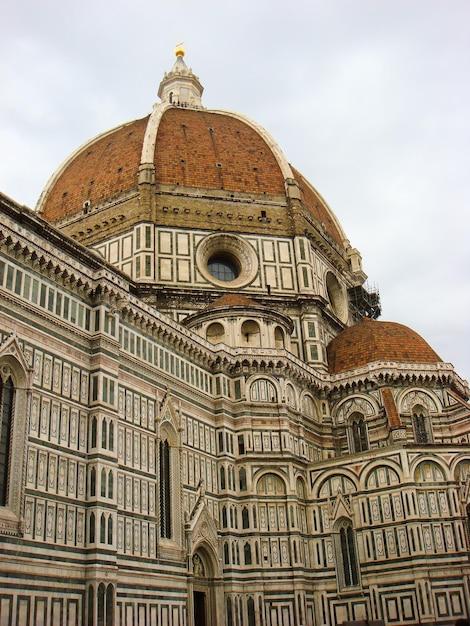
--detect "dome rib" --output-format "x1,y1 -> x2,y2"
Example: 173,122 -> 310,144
36,53 -> 353,252
292,166 -> 348,249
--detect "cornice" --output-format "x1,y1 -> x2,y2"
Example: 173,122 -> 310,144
328,360 -> 469,400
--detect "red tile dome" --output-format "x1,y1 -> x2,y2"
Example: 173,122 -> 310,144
36,54 -> 348,251
327,318 -> 442,374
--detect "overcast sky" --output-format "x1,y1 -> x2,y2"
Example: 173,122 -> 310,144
1,0 -> 469,383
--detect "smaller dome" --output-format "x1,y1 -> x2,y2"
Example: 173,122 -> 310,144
327,318 -> 442,374
204,293 -> 261,310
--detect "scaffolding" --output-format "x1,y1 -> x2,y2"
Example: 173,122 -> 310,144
348,284 -> 381,321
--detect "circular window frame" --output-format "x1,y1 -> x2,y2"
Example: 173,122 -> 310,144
325,271 -> 348,322
197,234 -> 258,288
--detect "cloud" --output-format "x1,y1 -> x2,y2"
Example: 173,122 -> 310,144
1,0 -> 469,381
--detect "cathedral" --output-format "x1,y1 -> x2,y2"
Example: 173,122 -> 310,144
1,46 -> 469,626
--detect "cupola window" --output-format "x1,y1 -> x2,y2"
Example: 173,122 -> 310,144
412,405 -> 432,444
349,412 -> 369,453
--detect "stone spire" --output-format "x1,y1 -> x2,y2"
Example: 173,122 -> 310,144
157,44 -> 204,109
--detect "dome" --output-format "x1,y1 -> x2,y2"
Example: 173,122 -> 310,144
327,317 -> 442,374
36,51 -> 348,252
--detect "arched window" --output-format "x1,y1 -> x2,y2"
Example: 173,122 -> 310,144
87,585 -> 94,626
0,376 -> 14,506
90,467 -> 96,497
302,394 -> 316,418
100,514 -> 106,543
242,507 -> 249,529
97,582 -> 105,626
101,419 -> 107,449
241,320 -> 261,347
247,597 -> 256,626
160,439 -> 171,539
250,378 -> 278,403
89,512 -> 95,544
105,584 -> 114,626
335,519 -> 360,588
206,322 -> 225,344
349,412 -> 369,453
234,541 -> 240,565
412,405 -> 432,444
91,416 -> 97,449
108,421 -> 114,451
274,327 -> 285,349
155,417 -> 184,549
286,384 -> 296,409
224,542 -> 230,564
257,473 -> 286,496
239,467 -> 247,491
101,469 -> 107,497
466,503 -> 470,548
244,542 -> 252,565
222,506 -> 228,528
233,506 -> 238,529
108,471 -> 113,499
107,516 -> 113,545
226,596 -> 233,626
0,340 -> 31,532
220,466 -> 226,490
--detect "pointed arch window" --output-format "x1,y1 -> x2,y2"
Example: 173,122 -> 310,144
100,514 -> 106,543
349,412 -> 369,453
107,516 -> 113,545
0,376 -> 14,506
335,519 -> 360,588
89,512 -> 96,544
105,584 -> 114,626
90,467 -> 96,497
466,503 -> 470,548
108,471 -> 113,499
412,405 -> 432,444
0,341 -> 31,532
101,469 -> 107,497
91,416 -> 97,449
108,421 -> 114,451
239,467 -> 247,491
155,410 -> 183,553
247,597 -> 255,626
244,542 -> 252,565
160,439 -> 171,539
242,507 -> 249,529
101,419 -> 107,449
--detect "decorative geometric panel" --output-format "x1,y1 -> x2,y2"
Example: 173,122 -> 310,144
257,473 -> 286,495
366,465 -> 401,489
414,461 -> 445,483
400,389 -> 439,414
250,378 -> 277,403
318,474 -> 357,498
334,396 -> 376,424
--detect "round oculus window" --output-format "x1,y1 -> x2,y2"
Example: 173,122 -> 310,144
207,253 -> 240,282
196,233 -> 258,288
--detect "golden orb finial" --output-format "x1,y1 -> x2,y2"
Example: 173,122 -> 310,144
175,42 -> 185,58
